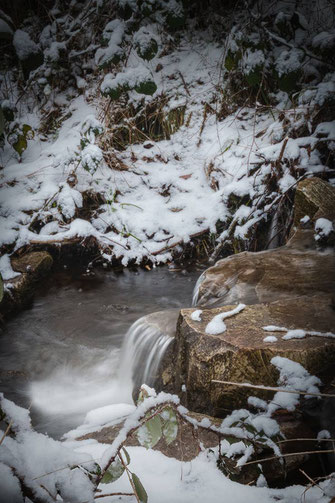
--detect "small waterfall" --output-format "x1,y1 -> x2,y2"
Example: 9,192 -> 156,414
117,310 -> 179,392
192,271 -> 205,306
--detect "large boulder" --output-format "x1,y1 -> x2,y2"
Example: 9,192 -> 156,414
194,177 -> 335,308
171,296 -> 335,416
194,246 -> 335,307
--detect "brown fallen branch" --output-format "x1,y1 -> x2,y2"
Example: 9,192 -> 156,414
29,237 -> 82,246
151,228 -> 209,256
211,380 -> 335,398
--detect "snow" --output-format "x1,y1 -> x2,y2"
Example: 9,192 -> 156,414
0,254 -> 20,281
263,335 -> 278,343
314,218 -> 334,240
13,30 -> 40,60
84,403 -> 136,427
0,357 -> 331,503
1,20 -> 333,266
0,463 -> 23,503
263,325 -> 335,340
205,304 -> 246,334
191,309 -> 202,321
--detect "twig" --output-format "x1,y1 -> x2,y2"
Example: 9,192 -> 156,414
299,468 -> 323,491
239,449 -> 335,467
151,228 -> 209,256
94,494 -> 133,499
277,438 -> 335,444
118,451 -> 140,503
178,71 -> 191,96
211,380 -> 335,398
0,420 -> 13,445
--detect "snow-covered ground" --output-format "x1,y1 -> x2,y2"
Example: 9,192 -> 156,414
1,357 -> 334,502
1,0 -> 334,276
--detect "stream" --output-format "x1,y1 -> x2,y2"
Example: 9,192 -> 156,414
0,265 -> 200,438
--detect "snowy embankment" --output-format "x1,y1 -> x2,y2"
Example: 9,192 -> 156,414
1,0 -> 334,274
1,358 -> 334,503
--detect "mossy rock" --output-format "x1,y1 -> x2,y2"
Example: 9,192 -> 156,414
134,79 -> 157,95
136,38 -> 158,61
173,298 -> 335,415
11,251 -> 53,276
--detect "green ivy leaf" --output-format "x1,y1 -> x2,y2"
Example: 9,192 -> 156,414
161,407 -> 178,445
244,423 -> 257,435
100,458 -> 125,484
122,447 -> 131,465
13,135 -> 27,156
131,472 -> 148,503
137,414 -> 162,449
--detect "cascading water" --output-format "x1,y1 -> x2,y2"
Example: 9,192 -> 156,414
0,266 -> 199,437
117,310 -> 179,393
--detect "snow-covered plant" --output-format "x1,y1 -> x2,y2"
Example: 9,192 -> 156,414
101,68 -> 157,99
6,122 -> 34,158
134,27 -> 159,61
81,144 -> 103,174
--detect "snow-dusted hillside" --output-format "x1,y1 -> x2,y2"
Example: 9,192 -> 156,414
1,0 -> 334,274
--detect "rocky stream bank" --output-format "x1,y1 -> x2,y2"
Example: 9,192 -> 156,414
1,176 -> 335,489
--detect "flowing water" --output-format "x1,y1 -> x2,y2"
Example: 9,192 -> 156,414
0,266 -> 200,438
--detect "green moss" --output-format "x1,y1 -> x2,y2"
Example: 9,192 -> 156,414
134,79 -> 157,95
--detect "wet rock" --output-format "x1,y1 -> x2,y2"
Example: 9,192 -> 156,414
0,251 -> 53,318
292,177 -> 335,228
173,296 -> 335,415
11,251 -> 53,276
194,246 -> 335,307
